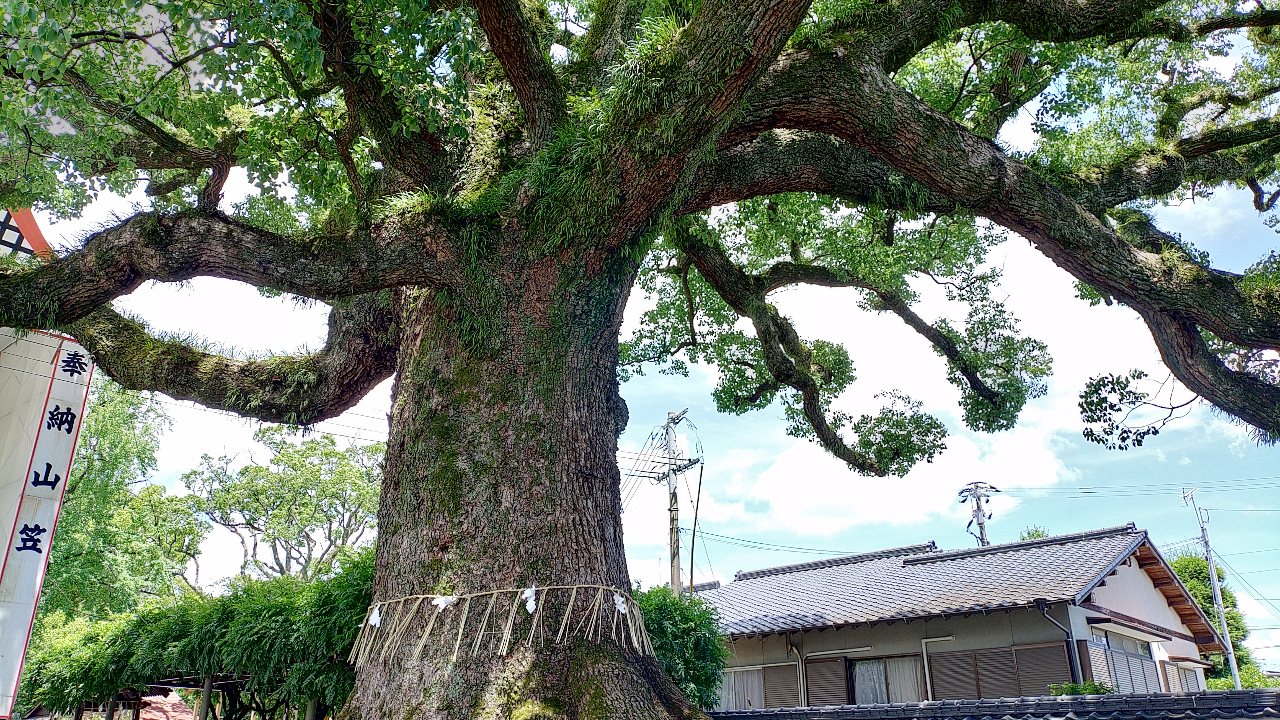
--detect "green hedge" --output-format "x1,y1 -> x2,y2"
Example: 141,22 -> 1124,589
21,548 -> 374,713
23,553 -> 730,715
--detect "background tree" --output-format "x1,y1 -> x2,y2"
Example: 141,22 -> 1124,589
1169,553 -> 1279,688
634,586 -> 729,710
183,428 -> 382,580
23,380 -> 207,716
3,1 -> 1280,717
1019,525 -> 1050,541
39,380 -> 206,617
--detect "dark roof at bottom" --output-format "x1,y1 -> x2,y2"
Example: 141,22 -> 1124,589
709,690 -> 1280,720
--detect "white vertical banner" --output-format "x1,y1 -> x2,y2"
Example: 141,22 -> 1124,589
0,330 -> 94,718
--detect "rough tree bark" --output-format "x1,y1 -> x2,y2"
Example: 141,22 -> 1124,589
351,233 -> 695,719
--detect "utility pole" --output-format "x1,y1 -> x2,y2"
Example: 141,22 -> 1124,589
659,410 -> 699,594
1184,488 -> 1242,689
958,481 -> 999,546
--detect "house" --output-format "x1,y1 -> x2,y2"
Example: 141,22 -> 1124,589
696,524 -> 1223,711
708,690 -> 1280,720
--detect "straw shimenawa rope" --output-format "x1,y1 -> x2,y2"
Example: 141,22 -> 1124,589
348,585 -> 654,667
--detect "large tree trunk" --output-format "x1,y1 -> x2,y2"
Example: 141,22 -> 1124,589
342,243 -> 699,720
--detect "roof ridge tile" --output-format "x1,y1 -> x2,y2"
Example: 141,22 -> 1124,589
902,523 -> 1139,566
733,542 -> 938,581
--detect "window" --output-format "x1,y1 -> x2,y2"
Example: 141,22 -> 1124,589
718,668 -> 763,711
1179,666 -> 1203,692
717,665 -> 799,711
804,655 -> 927,705
1086,630 -> 1160,693
930,644 -> 1072,699
851,659 -> 888,704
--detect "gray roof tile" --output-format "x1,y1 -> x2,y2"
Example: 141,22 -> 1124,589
708,690 -> 1280,720
699,525 -> 1145,636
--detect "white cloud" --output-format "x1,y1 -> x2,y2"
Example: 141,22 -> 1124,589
726,424 -> 1075,537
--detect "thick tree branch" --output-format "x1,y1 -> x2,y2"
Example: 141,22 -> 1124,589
739,55 -> 1280,347
70,292 -> 399,425
818,0 -> 1280,80
584,1 -> 814,248
683,130 -> 952,214
1141,7 -> 1280,40
1176,115 -> 1280,159
874,293 -> 1003,409
971,0 -> 1165,41
756,262 -> 1005,409
308,0 -> 452,189
671,0 -> 811,120
611,0 -> 810,159
1062,137 -> 1280,213
473,0 -> 566,144
0,210 -> 458,329
1139,308 -> 1280,435
734,53 -> 1280,435
577,0 -> 648,68
57,68 -> 220,167
665,225 -> 886,474
1247,177 -> 1280,212
968,0 -> 1280,45
1156,84 -> 1280,141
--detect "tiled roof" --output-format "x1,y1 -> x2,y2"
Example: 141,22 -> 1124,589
698,525 -> 1146,637
735,544 -> 938,581
708,690 -> 1280,720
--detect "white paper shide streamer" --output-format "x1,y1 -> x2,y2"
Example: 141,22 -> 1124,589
348,584 -> 654,667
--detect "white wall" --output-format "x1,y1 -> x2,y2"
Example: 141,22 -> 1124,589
1071,557 -> 1204,663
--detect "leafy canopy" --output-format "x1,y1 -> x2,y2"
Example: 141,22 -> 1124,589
39,379 -> 206,618
182,427 -> 383,580
0,0 -> 1279,492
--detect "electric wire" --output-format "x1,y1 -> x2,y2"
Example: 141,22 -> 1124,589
688,528 -> 860,556
1223,547 -> 1280,557
1212,551 -> 1280,627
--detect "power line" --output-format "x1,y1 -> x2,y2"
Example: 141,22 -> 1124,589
148,394 -> 387,446
1003,474 -> 1280,491
687,528 -> 860,556
1223,547 -> 1280,557
1213,551 -> 1280,624
1000,484 -> 1280,499
998,475 -> 1280,499
3,356 -> 392,442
